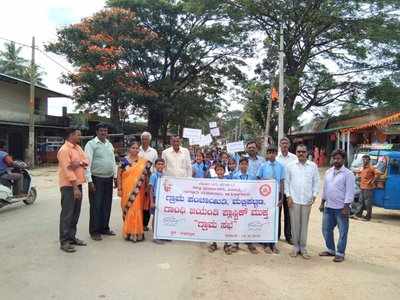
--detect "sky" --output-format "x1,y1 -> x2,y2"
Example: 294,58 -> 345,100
0,0 -> 106,116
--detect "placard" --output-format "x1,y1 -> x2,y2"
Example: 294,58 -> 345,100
154,177 -> 278,242
209,122 -> 217,128
226,141 -> 245,153
183,128 -> 202,139
199,134 -> 213,146
210,127 -> 220,137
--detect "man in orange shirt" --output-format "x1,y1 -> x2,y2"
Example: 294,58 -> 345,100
354,155 -> 380,221
57,128 -> 89,253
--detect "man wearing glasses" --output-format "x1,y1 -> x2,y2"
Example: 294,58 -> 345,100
285,144 -> 320,259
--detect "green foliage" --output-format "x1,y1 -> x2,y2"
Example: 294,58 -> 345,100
226,0 -> 400,133
0,41 -> 45,85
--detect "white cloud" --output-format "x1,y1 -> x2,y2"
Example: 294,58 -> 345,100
0,0 -> 106,116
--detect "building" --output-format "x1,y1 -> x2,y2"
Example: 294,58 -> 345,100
0,73 -> 71,162
289,108 -> 400,165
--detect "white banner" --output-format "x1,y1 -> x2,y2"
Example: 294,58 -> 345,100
154,177 -> 278,243
210,127 -> 220,137
183,128 -> 202,140
199,134 -> 213,146
209,121 -> 217,128
226,141 -> 245,153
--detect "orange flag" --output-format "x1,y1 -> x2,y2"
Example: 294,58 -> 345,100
271,87 -> 278,101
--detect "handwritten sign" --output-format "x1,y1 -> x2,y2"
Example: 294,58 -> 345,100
209,121 -> 217,128
210,127 -> 220,137
154,177 -> 278,242
183,128 -> 202,140
226,141 -> 245,153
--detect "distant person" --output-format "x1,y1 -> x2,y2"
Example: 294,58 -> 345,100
245,141 -> 265,178
0,141 -> 23,195
85,123 -> 117,241
139,131 -> 158,231
57,128 -> 89,253
162,136 -> 192,178
353,155 -> 380,221
257,145 -> 285,254
286,144 -> 319,259
277,137 -> 298,245
319,149 -> 355,263
117,141 -> 150,243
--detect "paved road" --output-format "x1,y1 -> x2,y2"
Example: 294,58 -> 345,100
1,167 -> 400,300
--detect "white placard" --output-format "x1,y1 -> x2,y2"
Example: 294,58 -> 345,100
210,127 -> 220,137
199,134 -> 213,146
189,136 -> 201,145
226,141 -> 245,153
209,122 -> 217,128
183,128 -> 202,139
154,177 -> 278,242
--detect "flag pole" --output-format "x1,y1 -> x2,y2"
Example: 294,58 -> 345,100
278,23 -> 285,143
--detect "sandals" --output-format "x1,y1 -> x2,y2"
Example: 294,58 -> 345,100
223,244 -> 233,255
247,244 -> 259,254
231,244 -> 240,253
208,242 -> 218,253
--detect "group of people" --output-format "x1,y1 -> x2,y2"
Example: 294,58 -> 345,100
57,125 -> 357,263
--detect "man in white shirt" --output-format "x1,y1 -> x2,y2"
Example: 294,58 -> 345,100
139,131 -> 158,168
276,137 -> 298,244
138,131 -> 158,231
285,144 -> 320,259
162,136 -> 192,177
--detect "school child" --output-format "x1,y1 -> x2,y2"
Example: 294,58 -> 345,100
192,151 -> 209,178
149,158 -> 166,244
231,157 -> 259,254
208,162 -> 233,255
225,157 -> 238,179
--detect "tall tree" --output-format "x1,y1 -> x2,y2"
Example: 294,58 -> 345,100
0,41 -> 28,78
226,0 -> 400,133
107,0 -> 250,140
47,8 -> 157,128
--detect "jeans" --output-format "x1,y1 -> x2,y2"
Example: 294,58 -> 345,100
322,207 -> 349,257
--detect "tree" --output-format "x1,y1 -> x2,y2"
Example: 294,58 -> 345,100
107,0 -> 250,141
226,0 -> 400,133
47,8 -> 158,128
0,41 -> 28,78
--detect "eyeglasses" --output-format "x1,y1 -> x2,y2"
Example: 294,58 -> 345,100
296,151 -> 307,153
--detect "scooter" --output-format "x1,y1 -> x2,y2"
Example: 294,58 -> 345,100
0,161 -> 37,208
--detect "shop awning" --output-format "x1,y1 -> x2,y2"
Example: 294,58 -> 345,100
342,112 -> 400,133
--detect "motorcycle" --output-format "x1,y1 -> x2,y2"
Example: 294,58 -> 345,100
0,161 -> 37,208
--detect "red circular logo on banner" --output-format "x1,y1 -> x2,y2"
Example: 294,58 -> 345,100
259,184 -> 272,197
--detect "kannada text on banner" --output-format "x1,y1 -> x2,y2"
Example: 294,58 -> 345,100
154,177 -> 278,243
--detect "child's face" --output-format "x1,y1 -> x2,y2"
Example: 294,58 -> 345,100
196,153 -> 203,163
221,153 -> 229,162
215,167 -> 225,177
228,160 -> 237,171
239,161 -> 248,173
155,162 -> 165,172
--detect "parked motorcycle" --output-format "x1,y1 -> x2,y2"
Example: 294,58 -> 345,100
0,161 -> 37,208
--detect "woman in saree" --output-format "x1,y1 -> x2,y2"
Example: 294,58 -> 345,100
117,141 -> 150,242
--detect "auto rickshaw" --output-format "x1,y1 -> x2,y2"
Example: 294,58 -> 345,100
367,150 -> 400,210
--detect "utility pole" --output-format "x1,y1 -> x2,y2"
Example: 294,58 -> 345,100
278,24 -> 285,143
262,93 -> 273,156
28,36 -> 35,168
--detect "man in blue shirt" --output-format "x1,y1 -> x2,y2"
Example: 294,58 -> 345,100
0,141 -> 23,195
244,141 -> 265,178
257,145 -> 285,254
